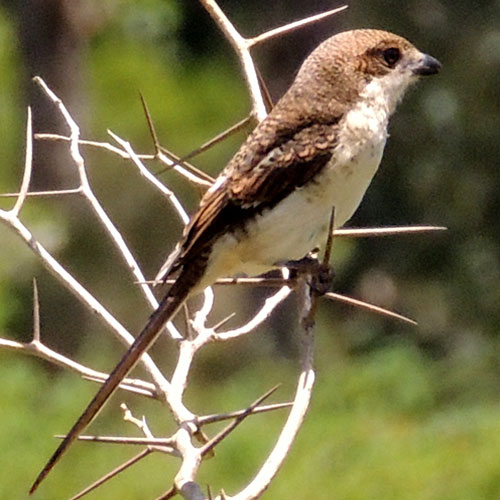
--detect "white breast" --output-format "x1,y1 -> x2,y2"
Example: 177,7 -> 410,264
202,80 -> 392,285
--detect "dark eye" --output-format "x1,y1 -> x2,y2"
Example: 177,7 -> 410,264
382,47 -> 401,67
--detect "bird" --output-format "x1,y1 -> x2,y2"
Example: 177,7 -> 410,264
30,28 -> 440,493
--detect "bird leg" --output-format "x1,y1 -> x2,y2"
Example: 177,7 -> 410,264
280,253 -> 335,296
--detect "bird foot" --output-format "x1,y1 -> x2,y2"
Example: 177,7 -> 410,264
281,255 -> 335,296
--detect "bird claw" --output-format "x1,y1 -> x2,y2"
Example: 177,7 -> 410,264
281,255 -> 335,296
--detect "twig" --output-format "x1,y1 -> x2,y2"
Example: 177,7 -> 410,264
1,187 -> 166,388
211,312 -> 236,332
0,336 -> 155,396
35,133 -> 155,159
231,275 -> 316,500
201,0 -> 349,123
200,385 -> 281,457
108,130 -> 190,227
122,403 -> 154,437
215,269 -> 292,340
33,77 -> 177,344
200,0 -> 267,120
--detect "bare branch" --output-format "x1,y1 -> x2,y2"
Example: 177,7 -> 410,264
35,132 -> 151,159
0,336 -> 155,396
200,0 -> 267,120
230,276 -> 316,500
0,211 -> 167,386
215,281 -> 292,340
108,130 -> 190,227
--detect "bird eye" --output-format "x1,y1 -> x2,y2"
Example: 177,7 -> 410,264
382,47 -> 401,67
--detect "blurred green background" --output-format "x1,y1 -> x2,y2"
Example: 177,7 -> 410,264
1,1 -> 500,498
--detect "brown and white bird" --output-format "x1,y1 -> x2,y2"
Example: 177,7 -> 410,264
30,29 -> 440,493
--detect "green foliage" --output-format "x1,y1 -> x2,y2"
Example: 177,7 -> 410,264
3,344 -> 500,499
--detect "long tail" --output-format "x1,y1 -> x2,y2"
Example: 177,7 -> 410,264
29,272 -> 195,494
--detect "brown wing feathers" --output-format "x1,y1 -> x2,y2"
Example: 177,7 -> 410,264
170,119 -> 340,276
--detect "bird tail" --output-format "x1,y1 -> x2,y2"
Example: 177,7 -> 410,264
29,268 -> 198,494
154,243 -> 182,285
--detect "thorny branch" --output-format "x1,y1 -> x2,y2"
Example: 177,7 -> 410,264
0,2 -> 446,499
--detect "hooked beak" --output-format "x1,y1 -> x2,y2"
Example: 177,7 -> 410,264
412,53 -> 442,76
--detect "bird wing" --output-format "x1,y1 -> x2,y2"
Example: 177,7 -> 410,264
165,118 -> 341,276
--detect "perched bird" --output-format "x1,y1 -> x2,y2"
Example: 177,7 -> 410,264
30,29 -> 440,493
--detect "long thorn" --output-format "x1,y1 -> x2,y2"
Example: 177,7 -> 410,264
32,278 -> 40,343
323,206 -> 336,266
156,115 -> 252,177
140,93 -> 161,155
325,292 -> 417,326
212,312 -> 237,332
198,401 -> 292,425
200,384 -> 280,456
256,68 -> 274,113
154,486 -> 177,500
0,188 -> 82,198
68,449 -> 152,500
55,435 -> 176,447
157,146 -> 215,183
248,5 -> 349,46
333,225 -> 447,237
11,107 -> 33,216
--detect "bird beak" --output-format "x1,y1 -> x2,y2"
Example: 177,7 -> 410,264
412,53 -> 442,76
